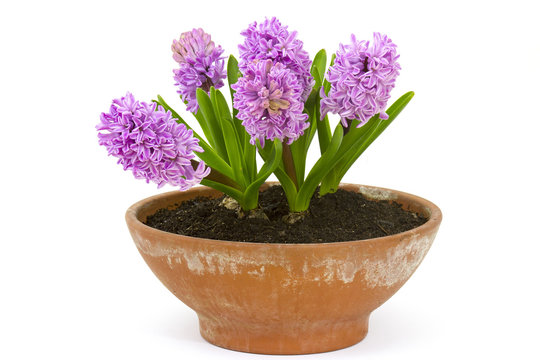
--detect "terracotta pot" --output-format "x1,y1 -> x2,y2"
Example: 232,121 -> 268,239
125,183 -> 442,354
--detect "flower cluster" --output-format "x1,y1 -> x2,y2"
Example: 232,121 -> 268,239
97,93 -> 209,190
232,60 -> 309,146
238,17 -> 314,101
172,28 -> 226,112
321,33 -> 401,127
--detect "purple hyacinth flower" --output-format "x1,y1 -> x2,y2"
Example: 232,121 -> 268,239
232,59 -> 309,147
238,17 -> 314,101
97,92 -> 210,190
172,28 -> 226,113
321,32 -> 401,127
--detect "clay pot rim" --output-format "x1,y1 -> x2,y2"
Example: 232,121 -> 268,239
126,183 -> 442,247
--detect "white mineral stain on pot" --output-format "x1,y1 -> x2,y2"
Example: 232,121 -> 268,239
362,234 -> 434,288
133,231 -> 287,275
306,234 -> 433,287
133,229 -> 434,288
307,258 -> 359,285
247,266 -> 266,277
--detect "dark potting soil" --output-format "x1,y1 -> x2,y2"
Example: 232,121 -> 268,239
145,186 -> 428,244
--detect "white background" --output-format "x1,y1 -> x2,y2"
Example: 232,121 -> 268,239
1,0 -> 539,358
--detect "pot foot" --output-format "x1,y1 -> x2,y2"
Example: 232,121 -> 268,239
198,314 -> 370,355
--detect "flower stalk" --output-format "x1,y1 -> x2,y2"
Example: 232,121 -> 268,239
282,143 -> 298,190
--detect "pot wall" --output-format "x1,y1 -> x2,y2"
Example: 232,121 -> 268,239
126,183 -> 442,354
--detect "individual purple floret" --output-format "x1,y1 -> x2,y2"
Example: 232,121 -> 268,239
321,32 -> 401,128
97,92 -> 210,190
238,17 -> 314,101
172,28 -> 226,112
232,59 -> 309,147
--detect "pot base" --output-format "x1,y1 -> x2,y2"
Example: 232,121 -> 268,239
198,314 -> 370,355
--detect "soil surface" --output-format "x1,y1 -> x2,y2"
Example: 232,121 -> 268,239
145,186 -> 428,244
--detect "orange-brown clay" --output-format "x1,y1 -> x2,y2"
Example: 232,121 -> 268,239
125,183 -> 442,354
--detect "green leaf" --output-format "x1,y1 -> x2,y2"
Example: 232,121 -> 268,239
243,140 -> 283,209
196,88 -> 228,162
319,118 -> 380,195
196,148 -> 237,187
200,178 -> 245,205
244,141 -> 256,182
312,65 -> 323,88
212,89 -> 234,125
302,91 -> 319,152
227,55 -> 240,93
333,116 -> 381,164
320,91 -> 416,194
385,91 -> 415,123
319,166 -> 338,195
227,55 -> 242,127
311,49 -> 327,87
286,91 -> 318,188
257,141 -> 298,209
336,91 -> 415,179
254,141 -> 282,184
322,53 -> 336,96
221,118 -> 248,188
256,139 -> 269,157
154,95 -> 236,183
295,124 -> 344,211
316,95 -> 332,155
213,89 -> 254,183
155,95 -> 201,141
312,49 -> 327,76
182,98 -> 214,147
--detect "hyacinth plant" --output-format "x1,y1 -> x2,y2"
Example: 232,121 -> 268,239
97,18 -> 414,214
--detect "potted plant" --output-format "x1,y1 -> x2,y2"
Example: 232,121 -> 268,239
98,17 -> 442,355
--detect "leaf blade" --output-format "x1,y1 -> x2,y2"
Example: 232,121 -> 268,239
196,88 -> 228,162
243,140 -> 283,209
295,124 -> 344,211
336,91 -> 415,179
154,95 -> 236,183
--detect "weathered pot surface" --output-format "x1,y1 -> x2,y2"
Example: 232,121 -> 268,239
125,183 -> 442,355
